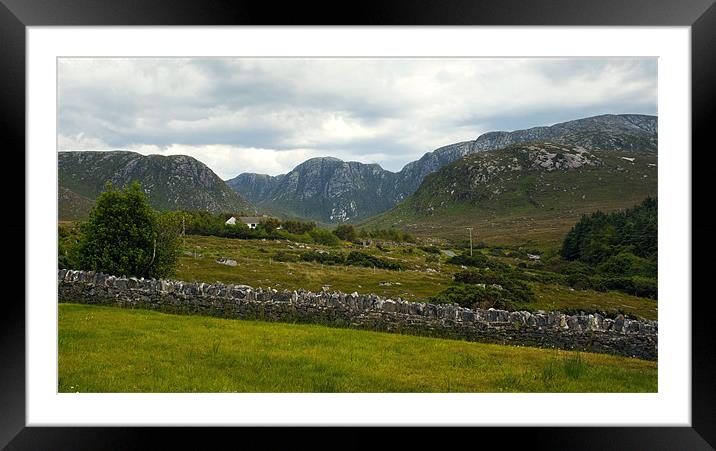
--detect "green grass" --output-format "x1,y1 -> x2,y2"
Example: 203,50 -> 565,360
173,235 -> 657,320
58,303 -> 657,393
175,235 -> 453,301
526,285 -> 658,321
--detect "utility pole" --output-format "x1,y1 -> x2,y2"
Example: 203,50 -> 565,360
467,227 -> 474,256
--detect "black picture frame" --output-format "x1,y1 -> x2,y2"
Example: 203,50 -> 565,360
2,0 -> 713,448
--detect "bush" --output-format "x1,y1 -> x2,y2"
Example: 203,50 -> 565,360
453,269 -> 534,303
345,251 -> 402,270
58,223 -> 81,269
419,246 -> 441,254
76,182 -> 179,278
565,273 -> 596,291
430,284 -> 515,311
259,217 -> 282,233
332,224 -> 358,242
281,220 -> 316,235
562,260 -> 594,276
273,251 -> 299,262
299,251 -> 345,265
596,252 -> 657,278
600,275 -> 658,299
425,254 -> 440,264
309,228 -> 341,246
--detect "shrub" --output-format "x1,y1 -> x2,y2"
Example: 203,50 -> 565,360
430,284 -> 515,311
419,246 -> 441,254
299,250 -> 345,265
596,251 -> 657,278
562,260 -> 594,276
273,251 -> 299,262
58,224 -> 81,269
345,251 -> 402,270
259,217 -> 282,233
332,224 -> 358,242
565,273 -> 593,291
76,182 -> 179,278
281,220 -> 316,235
309,228 -> 341,246
600,275 -> 658,299
452,269 -> 534,303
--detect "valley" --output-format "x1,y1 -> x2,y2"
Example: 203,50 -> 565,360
224,114 -> 657,226
57,112 -> 660,394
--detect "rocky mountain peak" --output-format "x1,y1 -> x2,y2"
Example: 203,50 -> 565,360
227,113 -> 657,224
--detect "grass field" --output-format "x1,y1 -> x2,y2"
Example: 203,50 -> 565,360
173,235 -> 658,320
175,235 -> 453,301
58,303 -> 657,393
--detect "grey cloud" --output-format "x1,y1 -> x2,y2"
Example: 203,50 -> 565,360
58,57 -> 658,175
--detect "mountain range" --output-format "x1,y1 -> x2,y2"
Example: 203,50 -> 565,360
58,151 -> 254,220
226,114 -> 657,224
58,113 -> 658,245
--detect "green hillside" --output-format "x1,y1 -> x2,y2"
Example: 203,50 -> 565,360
58,186 -> 94,221
362,143 -> 657,248
58,151 -> 254,220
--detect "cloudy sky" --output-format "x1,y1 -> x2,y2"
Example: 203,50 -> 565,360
58,58 -> 657,179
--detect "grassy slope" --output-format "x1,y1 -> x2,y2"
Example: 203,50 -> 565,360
362,152 -> 657,248
174,235 -> 658,320
176,235 -> 452,301
58,303 -> 657,393
58,186 -> 95,221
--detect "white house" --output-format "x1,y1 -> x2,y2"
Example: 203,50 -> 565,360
239,217 -> 262,229
225,215 -> 279,230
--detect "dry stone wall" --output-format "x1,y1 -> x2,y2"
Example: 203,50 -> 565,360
58,269 -> 658,360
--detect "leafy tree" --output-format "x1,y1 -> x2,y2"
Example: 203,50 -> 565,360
58,223 -> 81,269
76,181 -> 179,278
259,217 -> 282,233
282,220 -> 316,235
560,197 -> 657,267
333,224 -> 358,242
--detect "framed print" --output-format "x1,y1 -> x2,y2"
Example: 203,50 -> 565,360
2,0 -> 714,448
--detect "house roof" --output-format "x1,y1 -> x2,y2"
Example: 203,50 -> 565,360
238,216 -> 263,223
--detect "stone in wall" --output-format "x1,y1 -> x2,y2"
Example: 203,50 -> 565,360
57,270 -> 658,360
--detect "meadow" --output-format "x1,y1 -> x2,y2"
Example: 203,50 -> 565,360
58,303 -> 657,393
173,234 -> 658,320
58,222 -> 658,393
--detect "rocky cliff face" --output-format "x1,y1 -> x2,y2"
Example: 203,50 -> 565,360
59,151 -> 254,219
227,157 -> 400,223
228,114 -> 657,223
